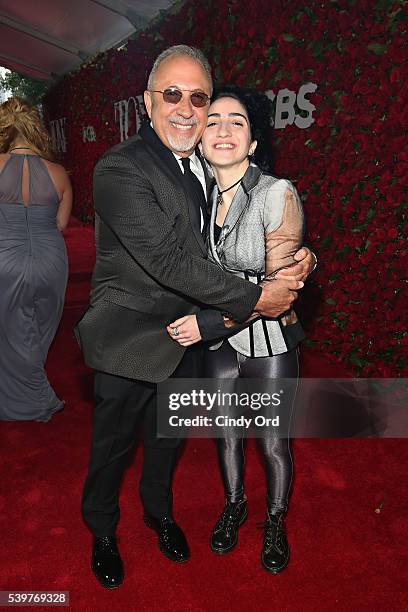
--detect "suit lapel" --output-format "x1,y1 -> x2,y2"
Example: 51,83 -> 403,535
197,150 -> 215,203
222,164 -> 263,241
208,189 -> 223,266
210,164 -> 263,263
139,123 -> 186,191
197,152 -> 215,238
222,187 -> 249,240
139,123 -> 207,255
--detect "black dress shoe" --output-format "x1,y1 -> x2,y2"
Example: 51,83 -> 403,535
143,515 -> 190,562
91,536 -> 124,589
260,511 -> 290,573
210,498 -> 248,554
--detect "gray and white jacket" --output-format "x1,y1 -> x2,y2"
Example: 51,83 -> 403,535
196,164 -> 305,357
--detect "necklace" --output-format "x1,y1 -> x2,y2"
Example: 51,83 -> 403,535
217,174 -> 245,206
9,146 -> 33,153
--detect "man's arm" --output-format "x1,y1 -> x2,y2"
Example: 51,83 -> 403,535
94,153 -> 302,321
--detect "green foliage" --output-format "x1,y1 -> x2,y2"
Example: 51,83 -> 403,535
0,70 -> 49,105
367,43 -> 388,55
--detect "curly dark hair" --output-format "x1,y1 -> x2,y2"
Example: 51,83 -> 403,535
211,85 -> 274,172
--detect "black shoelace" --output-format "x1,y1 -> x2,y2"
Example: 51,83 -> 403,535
216,504 -> 242,533
256,516 -> 286,552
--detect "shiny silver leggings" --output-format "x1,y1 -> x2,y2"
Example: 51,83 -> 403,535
204,342 -> 299,513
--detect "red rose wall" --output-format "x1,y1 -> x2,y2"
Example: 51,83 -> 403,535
44,0 -> 407,377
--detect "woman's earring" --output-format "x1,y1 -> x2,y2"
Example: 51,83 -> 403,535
248,141 -> 257,158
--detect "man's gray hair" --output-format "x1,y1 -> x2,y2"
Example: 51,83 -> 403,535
147,45 -> 213,93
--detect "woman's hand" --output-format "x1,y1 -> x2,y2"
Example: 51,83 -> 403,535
167,315 -> 202,346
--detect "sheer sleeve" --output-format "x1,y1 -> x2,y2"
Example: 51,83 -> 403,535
223,179 -> 304,329
264,179 -> 304,278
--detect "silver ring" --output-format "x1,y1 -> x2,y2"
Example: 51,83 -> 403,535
172,327 -> 180,337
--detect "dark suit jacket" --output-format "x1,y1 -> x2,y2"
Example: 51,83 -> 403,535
75,123 -> 261,382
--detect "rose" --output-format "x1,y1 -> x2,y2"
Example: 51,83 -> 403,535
43,0 -> 406,376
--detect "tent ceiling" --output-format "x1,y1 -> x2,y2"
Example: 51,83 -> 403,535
0,0 -> 174,81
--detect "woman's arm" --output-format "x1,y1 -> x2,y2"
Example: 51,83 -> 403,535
263,179 -> 304,278
262,180 -> 304,326
165,305 -> 238,346
222,181 -> 304,324
56,167 -> 72,231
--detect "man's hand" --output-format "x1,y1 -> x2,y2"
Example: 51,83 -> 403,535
167,315 -> 202,347
275,247 -> 316,282
255,276 -> 304,318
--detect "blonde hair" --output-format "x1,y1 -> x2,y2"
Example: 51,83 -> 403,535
0,96 -> 54,161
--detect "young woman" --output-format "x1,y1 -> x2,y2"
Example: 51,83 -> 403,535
167,86 -> 305,573
0,97 -> 72,421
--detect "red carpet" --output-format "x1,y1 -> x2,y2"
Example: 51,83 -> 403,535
0,220 -> 407,611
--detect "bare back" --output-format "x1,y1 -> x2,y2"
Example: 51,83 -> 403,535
0,153 -> 72,229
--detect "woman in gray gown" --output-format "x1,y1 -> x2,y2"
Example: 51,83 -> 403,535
0,97 -> 72,421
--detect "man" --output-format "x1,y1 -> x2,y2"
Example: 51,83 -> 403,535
76,45 -> 314,589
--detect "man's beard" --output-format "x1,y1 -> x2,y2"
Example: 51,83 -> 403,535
167,132 -> 197,152
166,116 -> 198,152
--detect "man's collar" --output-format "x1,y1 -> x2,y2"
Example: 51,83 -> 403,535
140,121 -> 200,164
173,150 -> 200,168
139,122 -> 174,157
139,122 -> 184,176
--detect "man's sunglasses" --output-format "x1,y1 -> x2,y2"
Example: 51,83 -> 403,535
149,87 -> 210,108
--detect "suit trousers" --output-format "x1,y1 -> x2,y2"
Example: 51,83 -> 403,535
82,346 -> 202,537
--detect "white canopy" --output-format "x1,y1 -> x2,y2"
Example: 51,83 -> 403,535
0,0 -> 174,81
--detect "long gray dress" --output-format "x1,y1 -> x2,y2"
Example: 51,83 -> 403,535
0,153 -> 68,421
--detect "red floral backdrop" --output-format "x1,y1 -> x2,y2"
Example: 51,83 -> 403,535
44,0 -> 407,377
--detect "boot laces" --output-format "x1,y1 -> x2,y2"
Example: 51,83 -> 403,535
216,503 -> 242,533
256,514 -> 285,552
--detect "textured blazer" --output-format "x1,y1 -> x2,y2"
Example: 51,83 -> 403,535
75,123 -> 261,382
197,164 -> 305,357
